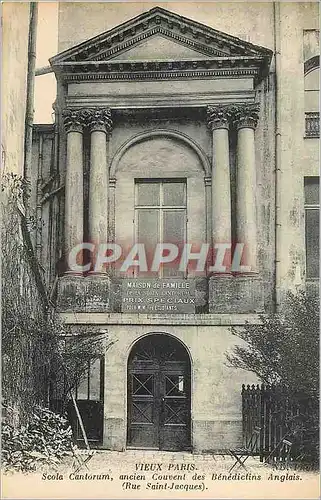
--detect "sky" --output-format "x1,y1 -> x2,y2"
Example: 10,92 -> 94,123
34,2 -> 58,123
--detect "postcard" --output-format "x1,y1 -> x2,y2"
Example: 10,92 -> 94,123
1,1 -> 320,499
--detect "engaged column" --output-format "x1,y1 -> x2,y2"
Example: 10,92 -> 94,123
234,103 -> 260,273
87,108 -> 113,273
207,105 -> 232,273
62,108 -> 85,274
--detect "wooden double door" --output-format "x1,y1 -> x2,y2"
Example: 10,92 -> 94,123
127,335 -> 191,451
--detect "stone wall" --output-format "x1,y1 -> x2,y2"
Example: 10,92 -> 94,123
31,126 -> 62,288
2,3 -> 29,177
54,2 -> 319,304
64,321 -> 258,452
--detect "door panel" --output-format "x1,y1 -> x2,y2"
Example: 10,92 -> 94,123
160,370 -> 190,451
127,335 -> 191,450
68,400 -> 103,443
128,372 -> 159,448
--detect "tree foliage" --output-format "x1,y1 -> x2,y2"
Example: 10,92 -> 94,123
1,173 -> 51,424
49,325 -> 116,408
226,290 -> 319,399
1,173 -> 115,427
2,404 -> 73,473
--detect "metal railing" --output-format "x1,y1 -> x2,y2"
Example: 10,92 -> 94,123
305,112 -> 320,138
242,384 -> 317,464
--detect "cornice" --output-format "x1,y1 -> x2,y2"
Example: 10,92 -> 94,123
55,56 -> 264,72
60,311 -> 262,326
65,92 -> 255,110
62,69 -> 260,82
55,58 -> 261,83
92,26 -> 229,61
32,124 -> 55,134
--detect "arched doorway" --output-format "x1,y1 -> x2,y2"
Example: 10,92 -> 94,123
127,334 -> 191,451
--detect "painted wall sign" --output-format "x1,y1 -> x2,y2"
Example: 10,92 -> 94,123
121,279 -> 196,313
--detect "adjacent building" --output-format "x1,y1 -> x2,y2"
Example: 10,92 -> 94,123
31,3 -> 320,452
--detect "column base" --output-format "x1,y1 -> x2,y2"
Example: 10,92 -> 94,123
208,274 -> 264,313
57,274 -> 112,312
103,417 -> 126,451
86,273 -> 112,312
57,274 -> 86,312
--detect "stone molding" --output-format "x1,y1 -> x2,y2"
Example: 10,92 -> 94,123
57,61 -> 261,83
85,108 -> 113,134
62,107 -> 113,134
207,105 -> 232,130
55,58 -> 261,73
206,103 -> 260,130
232,103 -> 260,130
66,92 -> 256,112
93,26 -> 229,61
109,128 -> 211,178
304,55 -> 319,76
62,108 -> 85,133
60,310 -> 262,326
51,8 -> 272,87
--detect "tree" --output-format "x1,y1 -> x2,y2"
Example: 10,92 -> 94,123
226,291 -> 319,465
1,172 -> 50,425
226,290 -> 319,399
49,322 -> 116,409
1,173 -> 116,429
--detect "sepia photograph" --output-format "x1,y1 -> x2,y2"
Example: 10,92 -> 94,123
1,1 -> 320,498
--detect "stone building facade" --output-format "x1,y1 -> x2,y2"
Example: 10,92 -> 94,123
2,2 -> 30,177
31,4 -> 319,452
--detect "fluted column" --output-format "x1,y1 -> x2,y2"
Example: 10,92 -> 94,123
62,109 -> 85,272
234,103 -> 260,273
207,105 -> 232,271
87,109 -> 113,258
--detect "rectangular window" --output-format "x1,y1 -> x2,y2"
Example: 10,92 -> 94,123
135,179 -> 187,277
74,357 -> 104,401
304,177 -> 320,279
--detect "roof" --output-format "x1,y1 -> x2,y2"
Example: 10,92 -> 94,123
50,6 -> 272,81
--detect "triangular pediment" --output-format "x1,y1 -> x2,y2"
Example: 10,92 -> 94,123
109,34 -> 211,61
50,6 -> 272,66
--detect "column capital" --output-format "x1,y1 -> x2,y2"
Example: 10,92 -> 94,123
84,107 -> 113,134
62,108 -> 85,133
232,103 -> 260,130
207,105 -> 231,130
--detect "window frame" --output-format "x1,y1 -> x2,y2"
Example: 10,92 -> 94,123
304,65 -> 320,138
74,356 -> 105,402
304,177 -> 320,280
134,179 -> 187,278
